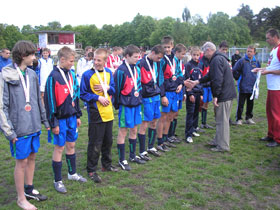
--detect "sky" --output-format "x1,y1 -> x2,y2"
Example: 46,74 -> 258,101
1,0 -> 278,29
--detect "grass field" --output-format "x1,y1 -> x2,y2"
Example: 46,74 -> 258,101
1,76 -> 280,210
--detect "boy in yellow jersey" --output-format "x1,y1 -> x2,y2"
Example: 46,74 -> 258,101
80,48 -> 118,183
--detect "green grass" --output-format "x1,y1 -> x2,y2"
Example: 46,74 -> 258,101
1,76 -> 280,210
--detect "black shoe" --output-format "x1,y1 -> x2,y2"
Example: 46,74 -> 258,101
164,141 -> 177,148
147,147 -> 161,157
118,160 -> 131,171
129,156 -> 146,164
88,172 -> 102,183
266,141 -> 280,147
25,189 -> 48,201
102,165 -> 119,172
260,136 -> 273,142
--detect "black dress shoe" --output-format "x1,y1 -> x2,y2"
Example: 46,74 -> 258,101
266,141 -> 280,147
260,136 -> 273,141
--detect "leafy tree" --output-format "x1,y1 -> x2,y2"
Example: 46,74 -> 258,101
2,25 -> 23,49
171,19 -> 192,45
21,25 -> 34,34
237,4 -> 254,35
182,7 -> 191,22
231,16 -> 252,45
99,24 -> 114,46
191,22 -> 209,45
47,21 -> 62,30
267,6 -> 280,30
111,22 -> 135,46
0,36 -> 6,49
74,25 -> 100,47
135,16 -> 156,47
62,25 -> 73,31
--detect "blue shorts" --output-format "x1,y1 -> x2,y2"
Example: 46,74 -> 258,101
142,95 -> 161,121
10,131 -> 41,159
119,105 -> 142,128
203,87 -> 212,103
48,115 -> 78,146
178,100 -> 183,110
161,91 -> 178,113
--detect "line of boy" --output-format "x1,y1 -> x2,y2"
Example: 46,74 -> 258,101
0,41 -> 50,210
157,36 -> 186,150
113,44 -> 165,170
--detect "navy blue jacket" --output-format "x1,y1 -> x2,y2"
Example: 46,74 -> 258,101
185,59 -> 203,96
114,61 -> 142,109
232,55 -> 260,93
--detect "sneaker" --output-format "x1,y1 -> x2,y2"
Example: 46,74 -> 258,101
139,151 -> 152,161
147,147 -> 161,157
201,124 -> 214,129
235,120 -> 242,125
246,118 -> 256,125
54,181 -> 67,194
207,140 -> 217,147
170,136 -> 182,143
25,189 -> 48,201
156,145 -> 166,152
195,127 -> 205,133
119,160 -> 131,171
185,137 -> 193,143
162,144 -> 171,151
88,172 -> 102,183
192,132 -> 200,137
101,165 -> 119,172
68,173 -> 87,183
129,156 -> 146,164
164,140 -> 177,148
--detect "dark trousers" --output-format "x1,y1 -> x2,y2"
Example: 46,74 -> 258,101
185,93 -> 201,138
236,93 -> 254,121
87,121 -> 113,173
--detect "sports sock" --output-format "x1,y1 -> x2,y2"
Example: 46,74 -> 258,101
163,134 -> 168,142
129,138 -> 136,159
168,121 -> 173,137
117,143 -> 125,162
148,128 -> 156,149
157,138 -> 163,146
173,119 -> 177,136
24,185 -> 34,194
201,108 -> 206,124
138,133 -> 146,154
66,153 -> 76,175
52,160 -> 62,182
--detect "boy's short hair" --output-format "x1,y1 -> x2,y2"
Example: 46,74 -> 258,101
57,46 -> 75,60
151,44 -> 165,55
266,28 -> 279,39
161,36 -> 174,45
112,47 -> 119,52
247,45 -> 256,52
124,45 -> 140,57
94,48 -> 109,61
85,46 -> 93,52
1,48 -> 10,52
12,40 -> 36,65
191,46 -> 200,54
174,43 -> 187,53
219,41 -> 229,49
42,48 -> 50,53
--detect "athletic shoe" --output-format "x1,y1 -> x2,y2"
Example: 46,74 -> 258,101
246,119 -> 256,125
88,172 -> 102,183
235,120 -> 242,125
68,173 -> 87,183
185,137 -> 193,143
156,144 -> 170,152
207,140 -> 217,146
192,132 -> 200,137
25,189 -> 48,201
139,151 -> 152,161
147,147 -> 161,157
195,127 -> 205,133
129,156 -> 146,164
101,165 -> 119,172
211,147 -> 228,152
164,140 -> 177,148
119,160 -> 131,171
201,124 -> 214,129
54,181 -> 67,194
170,136 -> 182,143
162,144 -> 171,151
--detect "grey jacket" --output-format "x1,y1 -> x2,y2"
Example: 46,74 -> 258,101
0,63 -> 49,141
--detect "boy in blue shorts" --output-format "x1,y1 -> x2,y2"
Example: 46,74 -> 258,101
114,45 -> 145,171
185,46 -> 204,143
44,46 -> 86,194
157,37 -> 186,151
136,44 -> 165,160
80,48 -> 117,183
0,41 -> 50,210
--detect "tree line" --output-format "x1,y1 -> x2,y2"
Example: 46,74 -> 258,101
0,4 -> 279,50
